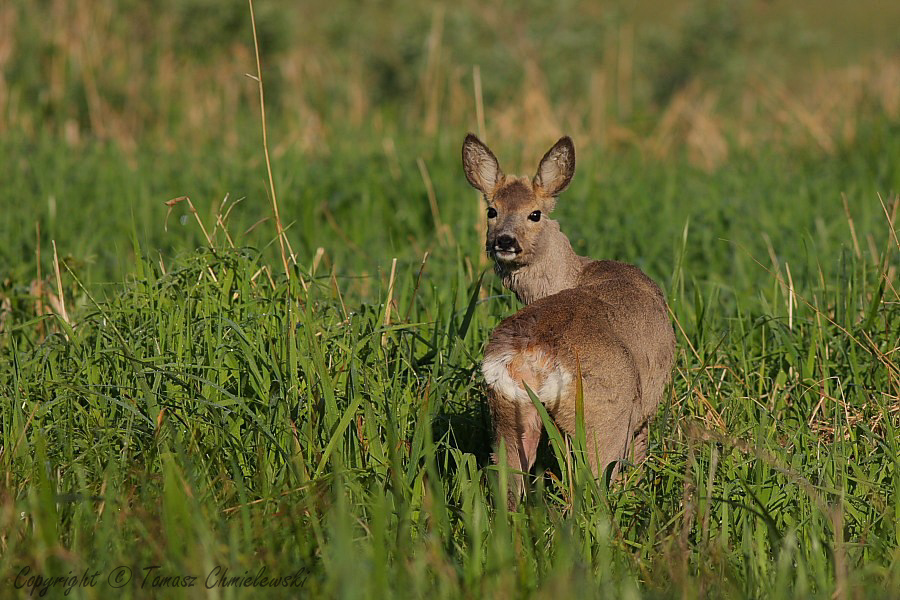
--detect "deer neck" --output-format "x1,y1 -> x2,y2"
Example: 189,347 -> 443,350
496,219 -> 585,305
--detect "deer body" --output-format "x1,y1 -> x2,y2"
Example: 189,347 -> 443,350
462,134 -> 675,507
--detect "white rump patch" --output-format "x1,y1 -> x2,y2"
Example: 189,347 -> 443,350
482,348 -> 522,402
538,366 -> 571,410
482,347 -> 572,409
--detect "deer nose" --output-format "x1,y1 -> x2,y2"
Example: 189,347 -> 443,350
495,235 -> 518,252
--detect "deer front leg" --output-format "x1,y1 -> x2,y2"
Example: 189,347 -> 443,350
488,390 -> 542,510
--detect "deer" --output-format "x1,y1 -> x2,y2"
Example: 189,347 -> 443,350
462,133 -> 676,508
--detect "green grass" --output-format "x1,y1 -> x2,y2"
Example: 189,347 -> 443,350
1,1 -> 900,598
1,129 -> 898,598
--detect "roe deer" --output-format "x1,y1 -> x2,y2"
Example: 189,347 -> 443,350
462,134 -> 675,508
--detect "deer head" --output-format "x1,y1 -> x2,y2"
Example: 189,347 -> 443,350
462,134 -> 576,269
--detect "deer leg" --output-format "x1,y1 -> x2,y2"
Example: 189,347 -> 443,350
631,420 -> 650,465
552,378 -> 638,484
583,407 -> 633,483
488,391 -> 542,509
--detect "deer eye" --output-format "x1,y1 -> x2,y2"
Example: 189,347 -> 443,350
487,207 -> 497,219
528,210 -> 541,222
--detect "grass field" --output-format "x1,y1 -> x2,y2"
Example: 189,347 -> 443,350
1,1 -> 899,598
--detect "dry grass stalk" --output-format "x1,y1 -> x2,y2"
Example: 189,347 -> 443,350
247,0 -> 300,291
472,65 -> 486,141
421,5 -> 445,136
417,157 -> 453,247
0,293 -> 10,336
381,257 -> 397,347
51,240 -> 71,328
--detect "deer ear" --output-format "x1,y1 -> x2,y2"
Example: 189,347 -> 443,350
462,134 -> 503,195
534,136 -> 575,198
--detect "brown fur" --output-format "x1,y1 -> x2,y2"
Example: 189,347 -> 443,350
462,134 -> 676,508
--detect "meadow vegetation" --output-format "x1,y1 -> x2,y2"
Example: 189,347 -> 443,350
1,0 -> 898,597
